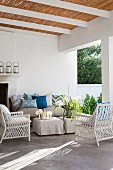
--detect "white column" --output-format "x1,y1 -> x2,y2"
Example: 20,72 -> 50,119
67,51 -> 77,97
109,37 -> 113,104
101,36 -> 113,104
101,37 -> 109,102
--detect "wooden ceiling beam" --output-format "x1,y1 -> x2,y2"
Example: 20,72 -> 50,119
0,18 -> 71,34
0,5 -> 88,27
28,0 -> 110,18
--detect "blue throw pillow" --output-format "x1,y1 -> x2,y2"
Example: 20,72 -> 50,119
32,96 -> 47,109
20,99 -> 37,109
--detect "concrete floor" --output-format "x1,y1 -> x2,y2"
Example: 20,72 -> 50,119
0,133 -> 113,170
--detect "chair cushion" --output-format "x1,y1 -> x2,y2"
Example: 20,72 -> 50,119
0,104 -> 11,121
7,117 -> 30,126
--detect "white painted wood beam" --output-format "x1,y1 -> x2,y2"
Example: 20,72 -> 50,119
0,26 -> 58,38
0,5 -> 88,27
0,18 -> 71,34
28,0 -> 110,18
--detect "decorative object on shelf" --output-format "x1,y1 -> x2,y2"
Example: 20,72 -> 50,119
47,111 -> 52,119
0,61 -> 4,73
6,61 -> 12,73
35,109 -> 43,119
13,62 -> 19,73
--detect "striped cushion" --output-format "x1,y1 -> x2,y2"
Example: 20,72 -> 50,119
10,95 -> 22,111
52,95 -> 64,106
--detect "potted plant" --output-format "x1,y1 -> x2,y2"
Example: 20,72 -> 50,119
55,95 -> 82,120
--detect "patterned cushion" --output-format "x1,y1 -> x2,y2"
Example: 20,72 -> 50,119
10,95 -> 22,111
97,104 -> 110,121
20,99 -> 37,109
32,96 -> 47,109
91,103 -> 110,122
52,95 -> 64,106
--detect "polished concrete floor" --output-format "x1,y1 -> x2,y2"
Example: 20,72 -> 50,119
0,132 -> 113,170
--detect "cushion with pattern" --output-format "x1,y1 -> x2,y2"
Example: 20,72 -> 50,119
20,99 -> 37,109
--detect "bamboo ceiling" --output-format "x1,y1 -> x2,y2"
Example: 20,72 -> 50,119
0,0 -> 113,35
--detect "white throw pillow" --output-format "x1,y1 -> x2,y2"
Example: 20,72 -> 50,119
0,104 -> 11,120
46,93 -> 52,106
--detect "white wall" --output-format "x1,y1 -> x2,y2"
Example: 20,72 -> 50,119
0,30 -> 102,98
76,85 -> 102,99
59,11 -> 113,52
0,31 -> 15,64
0,31 -> 76,96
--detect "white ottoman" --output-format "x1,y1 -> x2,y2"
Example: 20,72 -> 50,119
33,117 -> 64,136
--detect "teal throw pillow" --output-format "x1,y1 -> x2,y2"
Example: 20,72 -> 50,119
24,93 -> 32,100
20,99 -> 37,109
32,96 -> 47,109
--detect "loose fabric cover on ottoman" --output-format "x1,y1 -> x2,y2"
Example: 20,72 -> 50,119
33,117 -> 64,135
64,118 -> 76,133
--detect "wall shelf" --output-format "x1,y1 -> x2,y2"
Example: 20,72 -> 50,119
0,73 -> 21,81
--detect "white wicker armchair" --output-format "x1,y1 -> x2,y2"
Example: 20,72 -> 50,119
0,104 -> 31,143
75,103 -> 113,146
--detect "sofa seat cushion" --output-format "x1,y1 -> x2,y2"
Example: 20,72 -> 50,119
44,106 -> 54,112
53,107 -> 64,117
18,108 -> 38,118
44,106 -> 64,117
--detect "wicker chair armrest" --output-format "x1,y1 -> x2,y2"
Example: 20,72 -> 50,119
11,111 -> 24,116
75,114 -> 93,126
75,113 -> 92,118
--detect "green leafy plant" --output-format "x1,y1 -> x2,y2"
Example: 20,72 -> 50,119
97,92 -> 102,103
56,95 -> 82,119
82,94 -> 96,115
77,44 -> 102,84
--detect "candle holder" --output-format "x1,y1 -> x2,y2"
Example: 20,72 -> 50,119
0,61 -> 4,73
13,62 -> 19,74
6,61 -> 12,73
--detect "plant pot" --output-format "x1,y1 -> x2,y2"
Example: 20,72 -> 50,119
67,110 -> 71,118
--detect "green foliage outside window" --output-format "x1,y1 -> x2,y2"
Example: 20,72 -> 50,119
77,44 -> 102,84
82,93 -> 102,115
82,94 -> 96,115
